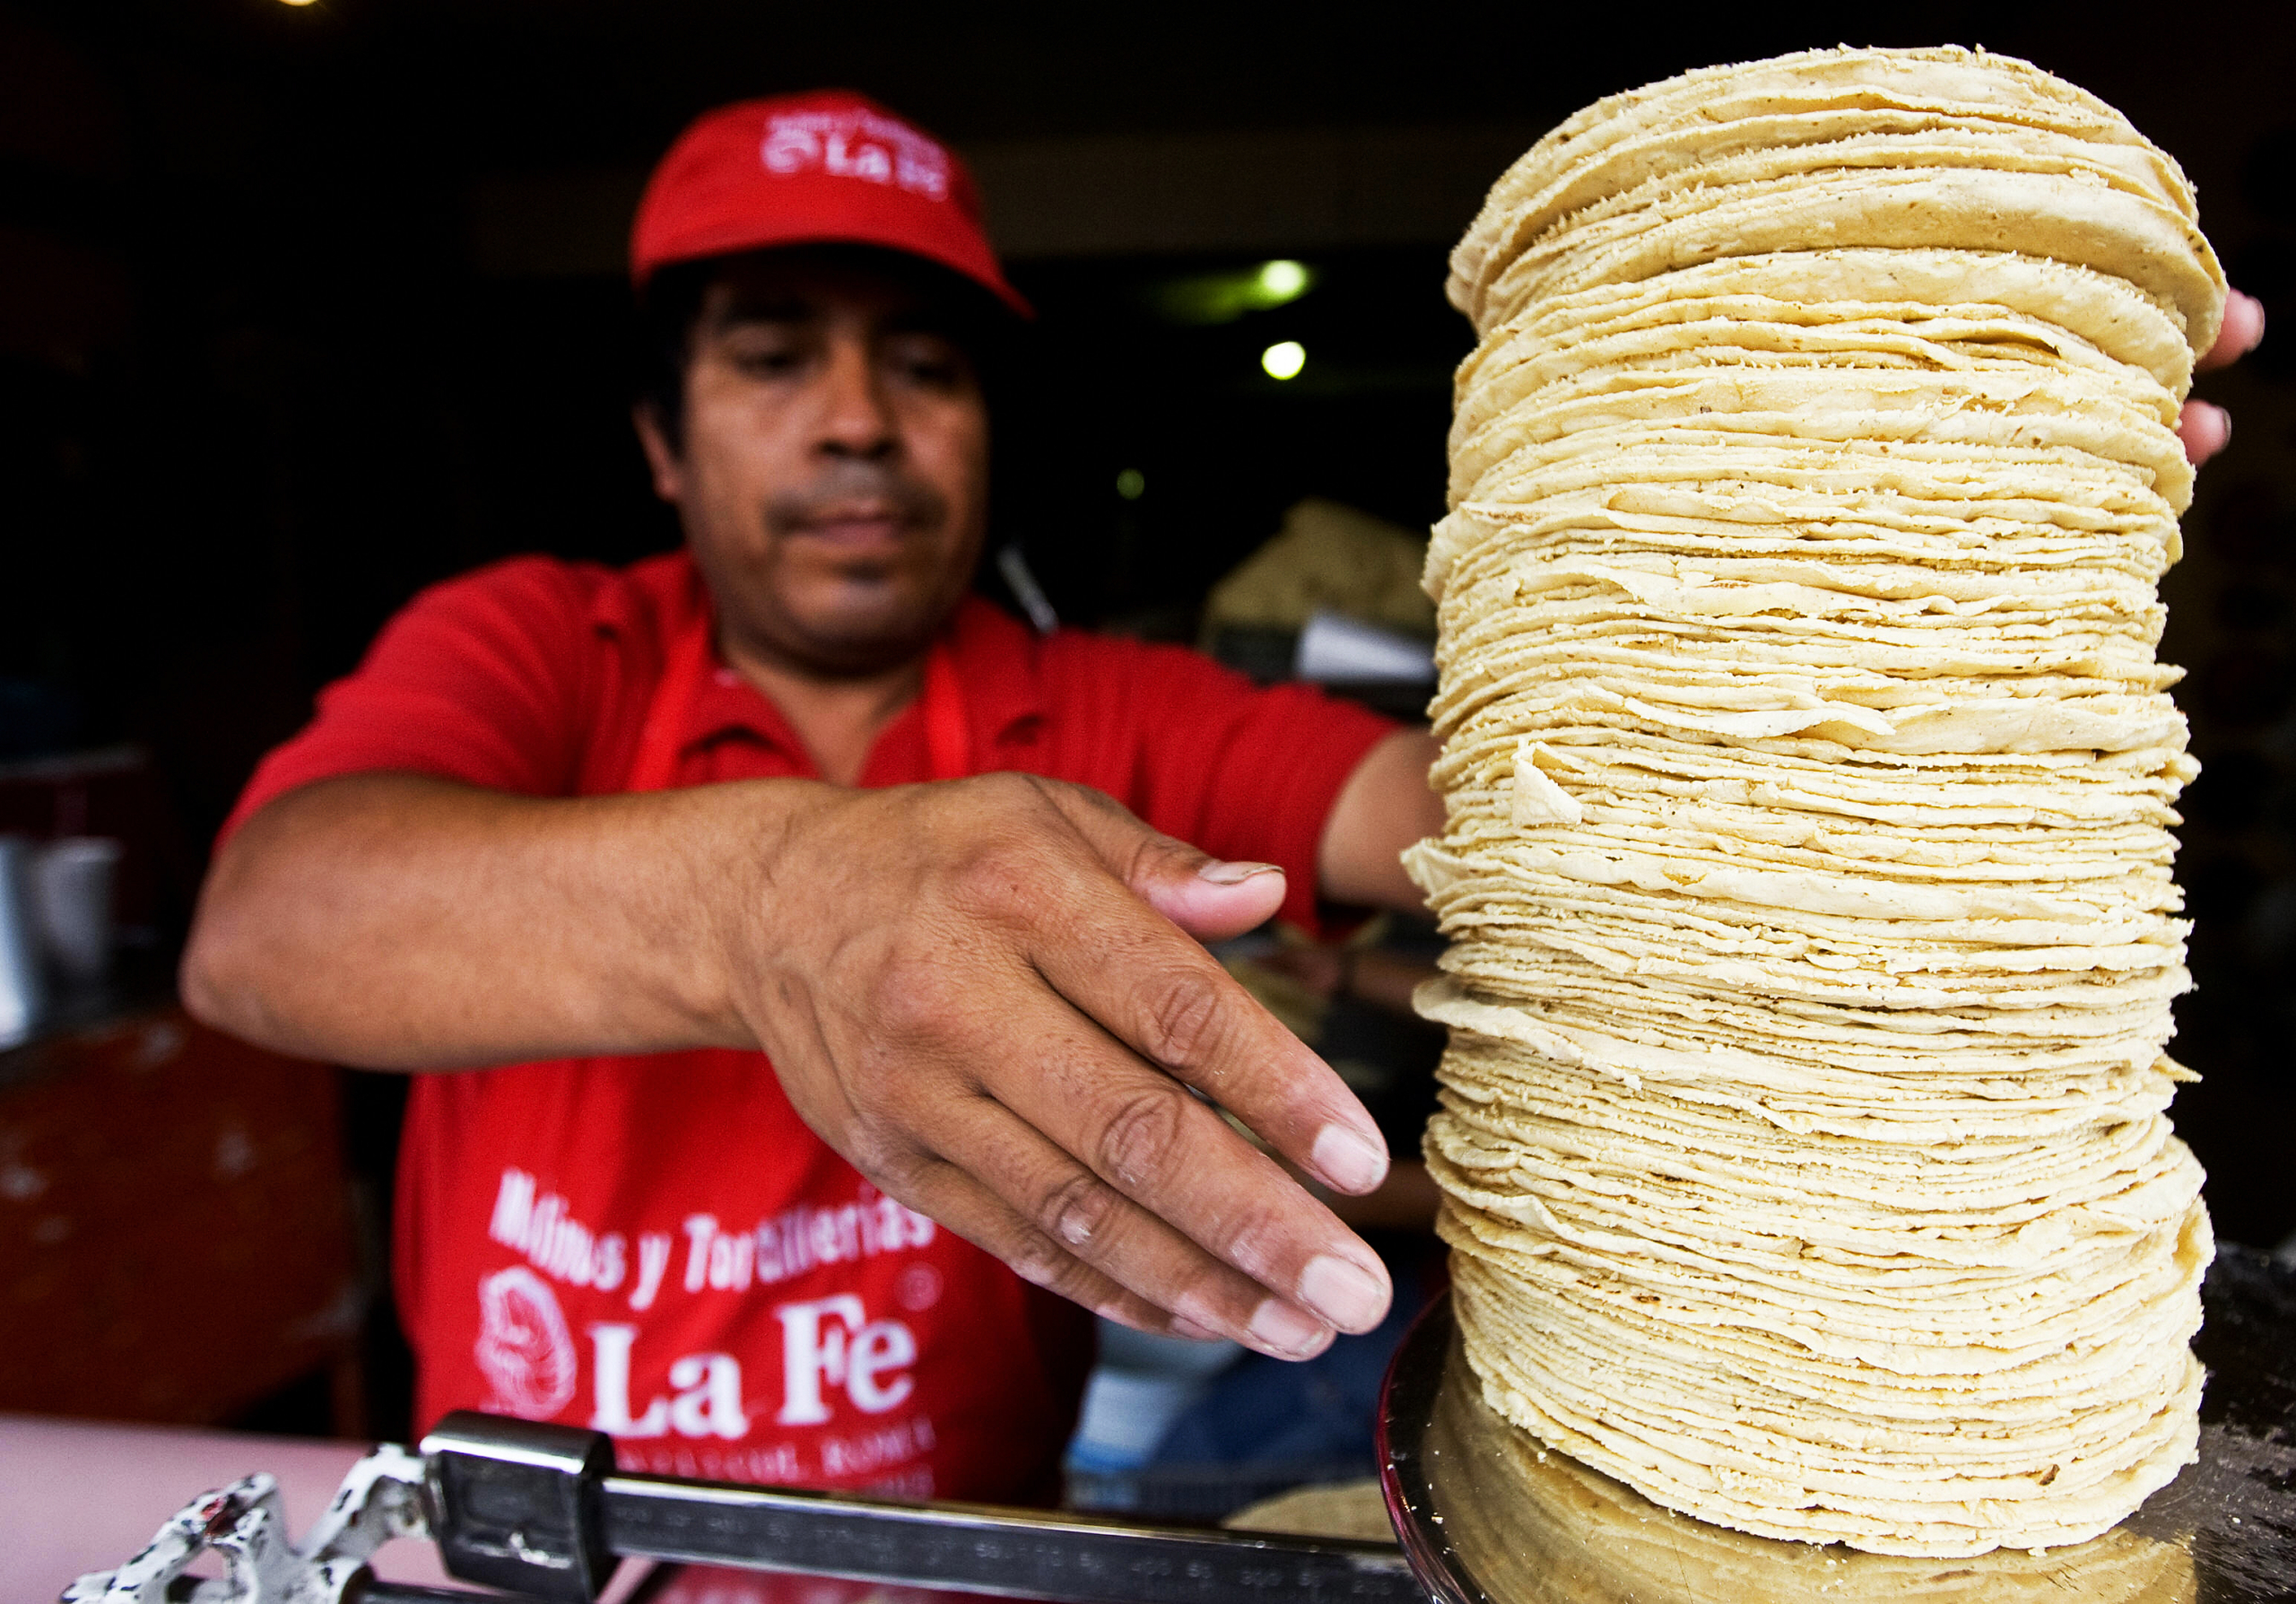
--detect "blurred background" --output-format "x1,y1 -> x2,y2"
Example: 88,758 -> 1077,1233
1,0 -> 2292,1501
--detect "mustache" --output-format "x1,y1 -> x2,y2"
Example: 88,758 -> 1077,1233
766,463 -> 948,537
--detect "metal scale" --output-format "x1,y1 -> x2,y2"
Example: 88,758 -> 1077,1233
64,1248 -> 2296,1604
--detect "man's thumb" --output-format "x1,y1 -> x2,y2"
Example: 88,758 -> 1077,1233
1150,856 -> 1288,941
1047,784 -> 1291,939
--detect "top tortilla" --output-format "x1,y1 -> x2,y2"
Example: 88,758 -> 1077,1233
1446,48 -> 2225,355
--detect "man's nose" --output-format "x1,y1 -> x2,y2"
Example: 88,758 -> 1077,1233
814,334 -> 898,460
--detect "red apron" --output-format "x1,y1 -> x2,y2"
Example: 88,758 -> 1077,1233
393,602 -> 1089,1500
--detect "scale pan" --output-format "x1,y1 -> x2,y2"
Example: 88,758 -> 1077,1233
1374,1250 -> 2296,1604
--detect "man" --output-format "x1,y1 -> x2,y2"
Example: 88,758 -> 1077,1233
184,90 -> 2264,1501
183,92 -> 1442,1499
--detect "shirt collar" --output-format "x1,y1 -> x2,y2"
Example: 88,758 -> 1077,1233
605,552 -> 1050,772
940,592 -> 1051,745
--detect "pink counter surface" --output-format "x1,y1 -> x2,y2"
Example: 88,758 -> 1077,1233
1,1412 -> 464,1600
1,1412 -> 997,1604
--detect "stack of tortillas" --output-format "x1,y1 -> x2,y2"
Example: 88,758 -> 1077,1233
1404,46 -> 2226,1557
1439,1380 -> 2195,1601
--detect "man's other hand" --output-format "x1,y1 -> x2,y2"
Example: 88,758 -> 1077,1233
2179,287 -> 2266,465
730,773 -> 1395,1359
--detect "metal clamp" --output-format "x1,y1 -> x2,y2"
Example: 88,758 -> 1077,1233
417,1413 -> 617,1601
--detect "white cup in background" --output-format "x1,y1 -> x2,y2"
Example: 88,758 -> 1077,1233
32,836 -> 123,986
0,838 -> 46,1047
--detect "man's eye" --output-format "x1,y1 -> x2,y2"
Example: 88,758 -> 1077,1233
889,344 -> 968,388
732,345 -> 804,376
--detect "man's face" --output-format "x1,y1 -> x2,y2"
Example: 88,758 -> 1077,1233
637,250 -> 991,677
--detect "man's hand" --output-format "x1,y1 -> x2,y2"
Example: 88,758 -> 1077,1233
734,773 -> 1393,1358
185,770 -> 1396,1359
2179,288 -> 2266,465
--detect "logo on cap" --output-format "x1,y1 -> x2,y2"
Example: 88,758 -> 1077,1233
761,109 -> 951,201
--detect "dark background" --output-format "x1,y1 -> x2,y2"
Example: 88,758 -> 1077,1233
4,1 -> 2292,1262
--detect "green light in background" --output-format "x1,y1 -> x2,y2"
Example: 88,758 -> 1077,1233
1150,260 -> 1319,325
1255,259 -> 1310,301
1116,467 -> 1146,500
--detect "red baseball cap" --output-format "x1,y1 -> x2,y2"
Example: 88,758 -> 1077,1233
631,90 -> 1030,318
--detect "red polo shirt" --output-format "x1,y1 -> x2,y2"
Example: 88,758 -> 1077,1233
223,550 -> 1395,1502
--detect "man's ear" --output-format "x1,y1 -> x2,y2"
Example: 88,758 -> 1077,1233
632,402 -> 685,505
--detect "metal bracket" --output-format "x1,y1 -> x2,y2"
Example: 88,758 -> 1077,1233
418,1412 -> 618,1601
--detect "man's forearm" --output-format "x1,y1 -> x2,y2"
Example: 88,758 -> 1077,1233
1318,728 -> 1444,912
185,767 -> 1409,1355
181,771 -> 793,1068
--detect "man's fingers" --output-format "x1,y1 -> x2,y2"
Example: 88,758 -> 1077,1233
1022,873 -> 1389,1198
890,1149 -> 1222,1341
2197,289 -> 2266,371
1017,781 -> 1391,1201
2179,399 -> 2231,466
2178,289 -> 2266,465
965,987 -> 1393,1337
912,1095 -> 1343,1356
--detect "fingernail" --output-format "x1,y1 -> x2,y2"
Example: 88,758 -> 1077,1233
1199,859 -> 1283,885
1298,1253 -> 1390,1333
1311,1123 -> 1389,1193
1247,1296 -> 1332,1358
2190,400 -> 2231,449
